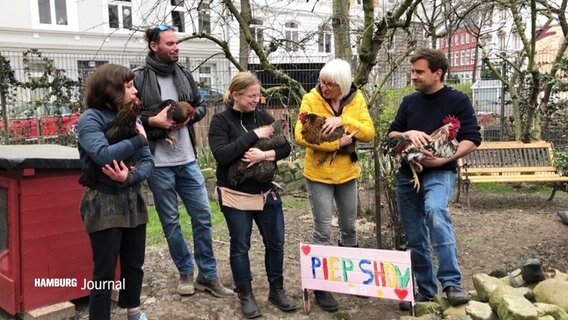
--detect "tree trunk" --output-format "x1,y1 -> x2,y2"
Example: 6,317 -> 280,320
239,0 -> 252,68
332,0 -> 352,62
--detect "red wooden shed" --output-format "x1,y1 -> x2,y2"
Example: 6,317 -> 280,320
0,144 -> 91,315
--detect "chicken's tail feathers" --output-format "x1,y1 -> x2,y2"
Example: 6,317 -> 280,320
158,99 -> 177,109
350,151 -> 358,162
378,135 -> 406,155
77,160 -> 98,187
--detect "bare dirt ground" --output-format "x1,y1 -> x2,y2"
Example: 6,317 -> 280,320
2,186 -> 567,320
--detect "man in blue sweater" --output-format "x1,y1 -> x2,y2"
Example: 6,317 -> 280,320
388,47 -> 481,309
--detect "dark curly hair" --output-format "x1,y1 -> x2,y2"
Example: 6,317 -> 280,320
145,25 -> 176,54
84,63 -> 134,113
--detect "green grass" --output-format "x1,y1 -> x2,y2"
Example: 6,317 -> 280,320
146,197 -> 308,247
470,183 -> 553,193
282,196 -> 309,210
470,183 -> 513,193
146,200 -> 225,248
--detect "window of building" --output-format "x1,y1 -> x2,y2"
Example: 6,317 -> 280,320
77,60 -> 107,83
250,19 -> 264,45
108,0 -> 132,29
198,1 -> 211,34
284,21 -> 299,52
199,65 -> 212,88
38,0 -> 68,25
171,0 -> 185,32
171,11 -> 185,32
25,58 -> 49,103
318,27 -> 332,53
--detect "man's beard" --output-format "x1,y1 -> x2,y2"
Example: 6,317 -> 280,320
157,52 -> 178,64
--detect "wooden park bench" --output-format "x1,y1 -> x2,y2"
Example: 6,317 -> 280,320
455,141 -> 568,208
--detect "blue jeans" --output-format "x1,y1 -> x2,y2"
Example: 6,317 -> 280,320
221,189 -> 285,286
395,170 -> 462,299
147,161 -> 218,280
306,179 -> 358,247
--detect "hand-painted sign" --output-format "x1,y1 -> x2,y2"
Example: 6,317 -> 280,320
299,243 -> 414,301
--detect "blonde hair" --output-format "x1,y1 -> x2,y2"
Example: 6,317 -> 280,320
223,71 -> 261,105
319,59 -> 353,98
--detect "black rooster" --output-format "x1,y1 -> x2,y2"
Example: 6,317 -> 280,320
226,120 -> 288,186
141,99 -> 195,149
78,100 -> 141,187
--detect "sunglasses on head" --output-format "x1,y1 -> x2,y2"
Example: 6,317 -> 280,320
155,24 -> 176,32
149,24 -> 176,42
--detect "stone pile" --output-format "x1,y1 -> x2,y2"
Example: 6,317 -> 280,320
401,266 -> 568,320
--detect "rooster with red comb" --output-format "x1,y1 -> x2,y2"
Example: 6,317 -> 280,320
381,115 -> 461,190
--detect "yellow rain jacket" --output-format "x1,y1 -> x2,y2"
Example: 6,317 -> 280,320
294,86 -> 375,184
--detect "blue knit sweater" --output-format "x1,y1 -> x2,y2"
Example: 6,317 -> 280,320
388,86 -> 482,175
77,108 -> 154,194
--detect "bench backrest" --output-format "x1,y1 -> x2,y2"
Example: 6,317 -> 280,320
458,141 -> 559,175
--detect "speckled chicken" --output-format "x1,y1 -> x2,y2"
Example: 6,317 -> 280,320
226,119 -> 288,186
381,115 -> 461,190
78,100 -> 141,187
142,99 -> 195,149
298,112 -> 356,165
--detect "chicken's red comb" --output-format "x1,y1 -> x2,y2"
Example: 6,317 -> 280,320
443,115 -> 460,126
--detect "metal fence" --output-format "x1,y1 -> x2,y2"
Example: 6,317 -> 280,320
1,48 -> 566,148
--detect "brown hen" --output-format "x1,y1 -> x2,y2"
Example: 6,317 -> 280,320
143,99 -> 195,149
298,112 -> 356,165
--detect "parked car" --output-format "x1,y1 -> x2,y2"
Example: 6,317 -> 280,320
199,88 -> 223,105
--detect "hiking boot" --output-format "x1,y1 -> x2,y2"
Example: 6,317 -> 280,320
195,277 -> 234,297
314,290 -> 339,312
399,293 -> 433,311
445,287 -> 470,306
177,274 -> 195,296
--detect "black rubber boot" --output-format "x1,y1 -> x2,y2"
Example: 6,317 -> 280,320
314,290 -> 339,312
268,277 -> 297,312
236,283 -> 262,319
338,241 -> 358,248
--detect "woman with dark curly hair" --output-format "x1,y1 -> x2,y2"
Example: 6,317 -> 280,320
77,63 -> 154,320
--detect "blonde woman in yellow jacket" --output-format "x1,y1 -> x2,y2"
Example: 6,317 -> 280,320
294,59 -> 375,312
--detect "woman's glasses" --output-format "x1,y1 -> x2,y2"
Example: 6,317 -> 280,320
239,93 -> 261,100
318,79 -> 339,89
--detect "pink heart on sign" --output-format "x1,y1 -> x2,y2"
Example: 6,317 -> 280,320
394,289 -> 408,300
301,245 -> 311,255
